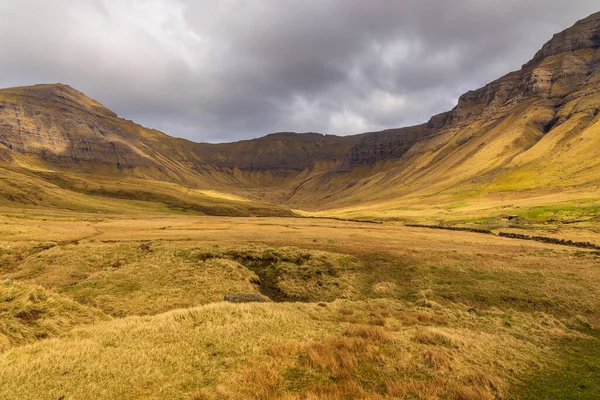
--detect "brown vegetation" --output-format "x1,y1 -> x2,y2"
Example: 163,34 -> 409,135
0,213 -> 596,399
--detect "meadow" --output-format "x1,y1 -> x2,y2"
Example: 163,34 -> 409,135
0,210 -> 598,399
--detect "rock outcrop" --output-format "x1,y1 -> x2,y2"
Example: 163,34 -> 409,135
340,125 -> 428,169
201,132 -> 359,172
524,11 -> 600,69
0,85 -> 168,170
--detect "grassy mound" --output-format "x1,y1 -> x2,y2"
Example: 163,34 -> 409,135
0,281 -> 108,351
4,243 -> 360,316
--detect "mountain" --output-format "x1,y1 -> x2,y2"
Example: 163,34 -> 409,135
0,84 -> 295,216
0,11 -> 599,216
0,84 -> 364,211
285,11 -> 600,211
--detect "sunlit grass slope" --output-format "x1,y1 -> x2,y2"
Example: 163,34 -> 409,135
3,242 -> 359,316
0,280 -> 108,351
0,165 -> 293,217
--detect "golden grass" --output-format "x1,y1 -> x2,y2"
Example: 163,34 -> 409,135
0,212 -> 597,399
0,281 -> 108,351
0,299 -> 572,400
0,164 -> 293,218
1,242 -> 361,315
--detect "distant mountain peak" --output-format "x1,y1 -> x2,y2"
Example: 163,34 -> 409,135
524,11 -> 600,69
1,83 -> 116,119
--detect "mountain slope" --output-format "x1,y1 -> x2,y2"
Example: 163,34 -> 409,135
0,85 -> 296,216
0,84 -> 363,213
286,11 -> 600,211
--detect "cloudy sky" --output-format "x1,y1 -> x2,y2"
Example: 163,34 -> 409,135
0,1 -> 598,142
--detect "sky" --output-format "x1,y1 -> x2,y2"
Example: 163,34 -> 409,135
0,1 -> 598,143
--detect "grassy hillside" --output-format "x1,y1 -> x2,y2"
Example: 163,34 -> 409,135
0,164 -> 294,217
0,280 -> 108,351
288,46 -> 600,213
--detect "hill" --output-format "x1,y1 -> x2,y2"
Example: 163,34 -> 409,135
0,84 -> 297,216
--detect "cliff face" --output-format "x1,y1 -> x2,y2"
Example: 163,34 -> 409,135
525,12 -> 600,69
308,10 -> 600,208
198,132 -> 359,172
337,12 -> 600,171
0,85 -> 360,178
340,125 -> 428,170
0,85 -> 162,169
450,11 -> 600,123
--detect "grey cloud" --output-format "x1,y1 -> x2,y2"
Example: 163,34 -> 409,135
0,0 -> 598,142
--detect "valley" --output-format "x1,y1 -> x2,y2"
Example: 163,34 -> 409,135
0,8 -> 599,400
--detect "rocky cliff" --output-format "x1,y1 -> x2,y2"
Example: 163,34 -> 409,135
198,132 -> 359,172
338,11 -> 600,168
0,85 -> 180,172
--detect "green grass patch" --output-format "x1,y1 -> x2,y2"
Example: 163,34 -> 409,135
519,329 -> 600,399
519,202 -> 600,223
439,202 -> 470,210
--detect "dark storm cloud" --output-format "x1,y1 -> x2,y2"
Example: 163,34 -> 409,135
0,1 -> 598,142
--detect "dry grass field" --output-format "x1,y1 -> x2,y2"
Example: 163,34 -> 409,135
0,210 -> 598,399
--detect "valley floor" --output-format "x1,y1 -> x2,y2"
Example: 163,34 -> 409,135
0,211 -> 598,399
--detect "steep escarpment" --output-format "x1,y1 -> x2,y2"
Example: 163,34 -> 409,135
0,84 -> 367,207
0,85 -> 298,215
343,11 -> 600,166
340,125 -> 429,170
201,132 -> 358,172
0,85 -> 359,184
524,12 -> 600,69
0,84 -> 202,179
